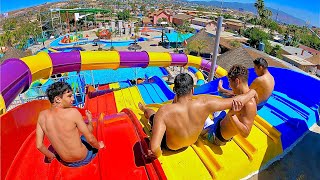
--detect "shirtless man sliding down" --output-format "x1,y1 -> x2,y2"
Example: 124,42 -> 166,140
138,73 -> 257,158
218,57 -> 275,110
36,82 -> 104,167
203,65 -> 257,146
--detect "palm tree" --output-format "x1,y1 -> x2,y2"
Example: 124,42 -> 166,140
254,0 -> 272,27
254,0 -> 265,19
192,40 -> 207,56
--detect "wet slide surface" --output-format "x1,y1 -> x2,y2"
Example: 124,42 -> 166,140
1,101 -> 166,179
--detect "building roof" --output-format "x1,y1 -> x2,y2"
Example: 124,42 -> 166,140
189,24 -> 205,30
283,55 -> 315,66
217,46 -> 290,71
306,54 -> 320,65
165,32 -> 194,43
186,29 -> 216,54
142,17 -> 151,24
192,17 -> 214,23
225,21 -> 243,27
0,47 -> 26,64
282,46 -> 313,59
172,13 -> 192,20
299,44 -> 320,55
225,19 -> 243,23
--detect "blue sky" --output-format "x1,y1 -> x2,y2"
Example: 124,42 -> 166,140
1,0 -> 319,26
198,0 -> 320,26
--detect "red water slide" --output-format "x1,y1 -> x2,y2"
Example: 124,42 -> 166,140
1,98 -> 166,179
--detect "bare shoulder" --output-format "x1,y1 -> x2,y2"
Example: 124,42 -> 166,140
252,76 -> 264,84
65,108 -> 81,115
64,108 -> 82,121
244,99 -> 257,114
38,109 -> 48,121
157,104 -> 172,114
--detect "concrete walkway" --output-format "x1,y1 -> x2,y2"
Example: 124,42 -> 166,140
249,122 -> 320,180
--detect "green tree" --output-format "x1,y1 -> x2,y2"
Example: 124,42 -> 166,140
117,10 -> 131,21
254,0 -> 272,27
270,45 -> 282,58
230,40 -> 241,48
189,40 -> 207,56
243,27 -> 270,48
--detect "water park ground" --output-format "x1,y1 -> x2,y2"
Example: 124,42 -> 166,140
29,28 -> 173,54
249,123 -> 320,180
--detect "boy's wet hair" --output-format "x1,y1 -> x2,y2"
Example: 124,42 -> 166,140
173,73 -> 194,97
228,64 -> 248,82
46,82 -> 72,103
253,57 -> 268,69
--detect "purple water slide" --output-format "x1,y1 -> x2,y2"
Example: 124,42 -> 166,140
49,51 -> 81,74
170,53 -> 188,66
200,59 -> 217,72
119,51 -> 149,68
0,59 -> 32,107
0,51 -> 219,108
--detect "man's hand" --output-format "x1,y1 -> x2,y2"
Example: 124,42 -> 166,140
85,110 -> 92,122
145,149 -> 157,160
232,100 -> 244,112
218,80 -> 223,91
47,153 -> 56,163
99,141 -> 105,149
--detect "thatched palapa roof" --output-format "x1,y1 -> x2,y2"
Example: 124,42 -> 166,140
217,46 -> 290,71
0,47 -> 26,64
186,29 -> 219,54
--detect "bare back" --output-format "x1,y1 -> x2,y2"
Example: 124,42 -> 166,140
38,108 -> 87,162
250,72 -> 274,104
157,100 -> 213,150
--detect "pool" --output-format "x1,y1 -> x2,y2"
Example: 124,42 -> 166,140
50,34 -> 148,47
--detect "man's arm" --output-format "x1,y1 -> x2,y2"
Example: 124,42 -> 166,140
36,114 -> 55,161
73,109 -> 103,149
85,110 -> 93,133
218,80 -> 234,96
228,102 -> 256,138
203,89 -> 257,113
149,108 -> 166,158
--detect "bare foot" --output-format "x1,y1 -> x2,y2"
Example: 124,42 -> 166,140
138,102 -> 146,111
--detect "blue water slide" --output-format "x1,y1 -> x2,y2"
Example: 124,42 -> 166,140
259,91 -> 318,150
194,76 -> 228,95
142,84 -> 163,103
266,67 -> 320,110
119,81 -> 132,88
194,67 -> 320,151
159,67 -> 169,76
148,76 -> 175,100
137,85 -> 154,104
150,84 -> 169,102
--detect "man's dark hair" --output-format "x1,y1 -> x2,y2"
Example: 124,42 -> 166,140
46,82 -> 72,103
227,64 -> 248,82
253,57 -> 268,69
173,73 -> 194,97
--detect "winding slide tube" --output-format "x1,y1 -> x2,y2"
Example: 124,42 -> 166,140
0,51 -> 227,113
188,66 -> 206,86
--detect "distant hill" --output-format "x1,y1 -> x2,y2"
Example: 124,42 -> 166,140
187,0 -> 307,26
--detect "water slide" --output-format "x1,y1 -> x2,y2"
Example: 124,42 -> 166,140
0,51 -> 226,179
1,99 -> 166,179
1,50 -> 319,179
188,66 -> 206,86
